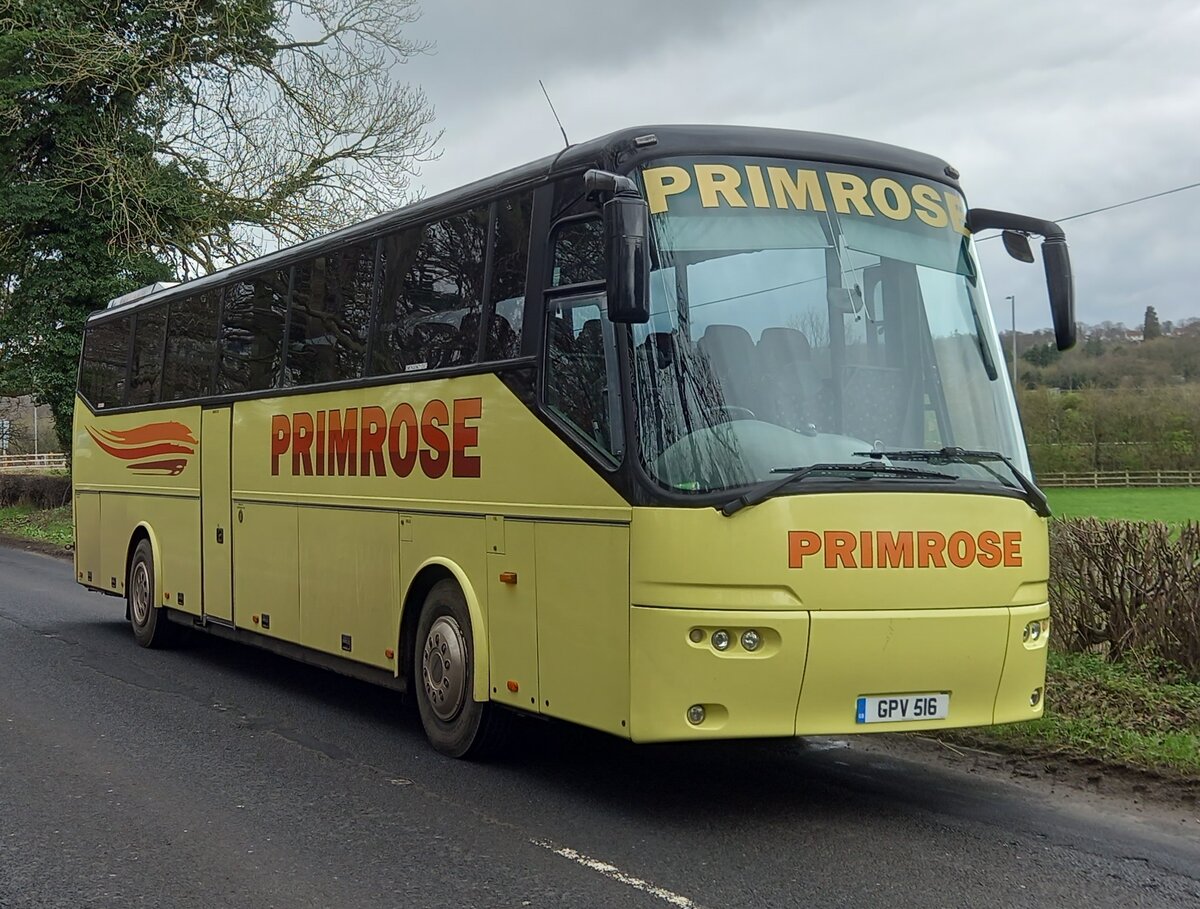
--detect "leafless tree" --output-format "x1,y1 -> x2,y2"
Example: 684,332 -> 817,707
4,0 -> 440,275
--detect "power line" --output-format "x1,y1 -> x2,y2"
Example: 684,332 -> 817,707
1057,180 -> 1200,223
977,179 -> 1200,241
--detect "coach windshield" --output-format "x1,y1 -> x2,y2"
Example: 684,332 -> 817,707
629,156 -> 1029,496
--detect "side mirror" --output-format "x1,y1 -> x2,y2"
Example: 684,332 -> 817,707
1001,231 -> 1034,263
585,169 -> 650,324
967,208 -> 1076,351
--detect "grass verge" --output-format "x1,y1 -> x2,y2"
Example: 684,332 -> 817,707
0,504 -> 74,549
1046,486 -> 1200,523
951,649 -> 1200,777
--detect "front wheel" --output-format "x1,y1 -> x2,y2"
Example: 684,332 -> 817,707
128,539 -> 176,648
413,579 -> 508,758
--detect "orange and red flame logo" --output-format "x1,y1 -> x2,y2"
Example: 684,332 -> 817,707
86,422 -> 198,476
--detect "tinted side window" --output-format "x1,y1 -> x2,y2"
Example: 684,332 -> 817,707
487,192 -> 532,360
128,304 -> 167,406
80,317 -> 131,409
372,208 -> 489,375
215,271 -> 289,394
545,293 -> 622,460
286,243 -> 374,387
551,218 -> 604,287
163,293 -> 219,401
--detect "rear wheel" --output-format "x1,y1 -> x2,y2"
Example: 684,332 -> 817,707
128,539 -> 175,648
413,578 -> 508,758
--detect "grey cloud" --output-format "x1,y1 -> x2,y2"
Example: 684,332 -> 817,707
405,0 -> 790,111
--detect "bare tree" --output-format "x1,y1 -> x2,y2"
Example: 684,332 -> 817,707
5,0 -> 440,275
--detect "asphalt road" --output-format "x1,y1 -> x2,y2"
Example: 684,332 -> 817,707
1,545 -> 1197,909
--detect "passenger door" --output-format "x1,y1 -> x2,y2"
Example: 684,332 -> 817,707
200,406 -> 233,622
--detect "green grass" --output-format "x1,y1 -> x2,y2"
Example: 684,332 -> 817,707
956,650 -> 1200,777
0,505 -> 74,548
1047,487 -> 1200,524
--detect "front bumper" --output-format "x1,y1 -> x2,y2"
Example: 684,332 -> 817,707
628,603 -> 1049,743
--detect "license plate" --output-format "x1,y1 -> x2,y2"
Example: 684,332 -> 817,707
856,693 -> 949,724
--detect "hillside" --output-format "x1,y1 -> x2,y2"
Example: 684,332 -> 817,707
1002,320 -> 1200,473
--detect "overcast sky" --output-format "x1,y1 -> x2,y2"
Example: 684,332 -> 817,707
397,0 -> 1199,332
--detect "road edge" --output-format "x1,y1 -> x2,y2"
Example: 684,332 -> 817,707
0,533 -> 74,561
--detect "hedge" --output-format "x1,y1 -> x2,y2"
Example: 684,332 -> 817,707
1050,518 -> 1200,679
0,473 -> 72,510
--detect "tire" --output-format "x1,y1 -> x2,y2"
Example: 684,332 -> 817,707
413,578 -> 508,758
128,538 -> 175,649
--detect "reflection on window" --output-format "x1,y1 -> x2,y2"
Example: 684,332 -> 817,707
128,304 -> 167,405
80,317 -> 131,409
215,272 -> 289,394
373,208 -> 489,374
551,219 -> 603,287
545,294 -> 622,460
163,293 -> 219,401
287,244 -> 373,386
487,193 -> 532,360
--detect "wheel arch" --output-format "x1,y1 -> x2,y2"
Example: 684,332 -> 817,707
125,523 -> 161,619
399,558 -> 489,703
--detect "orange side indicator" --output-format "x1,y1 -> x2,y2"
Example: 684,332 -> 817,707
506,680 -> 519,693
385,648 -> 395,660
252,615 -> 260,625
499,571 -> 518,585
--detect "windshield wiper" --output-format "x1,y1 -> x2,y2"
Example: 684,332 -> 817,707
720,462 -> 957,517
854,447 -> 1051,517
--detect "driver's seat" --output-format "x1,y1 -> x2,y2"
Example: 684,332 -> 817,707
697,324 -> 761,415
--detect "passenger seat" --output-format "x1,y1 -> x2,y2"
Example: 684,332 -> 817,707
756,327 -> 823,430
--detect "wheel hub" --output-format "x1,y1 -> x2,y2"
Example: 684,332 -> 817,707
131,561 -> 150,626
422,616 -> 467,722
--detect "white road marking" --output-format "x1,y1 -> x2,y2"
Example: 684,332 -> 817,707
531,839 -> 704,908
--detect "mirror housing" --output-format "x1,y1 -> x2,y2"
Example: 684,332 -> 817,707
967,208 -> 1076,351
585,169 -> 650,324
1042,238 -> 1075,351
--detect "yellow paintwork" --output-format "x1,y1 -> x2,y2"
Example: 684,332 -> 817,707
201,408 -> 233,621
630,607 -> 811,742
298,507 -> 400,669
233,502 -> 300,638
630,494 -> 1048,611
534,521 -> 630,735
626,495 -> 1050,741
73,400 -> 203,613
73,490 -> 101,588
994,604 -> 1050,724
74,369 -> 1050,745
486,518 -> 540,711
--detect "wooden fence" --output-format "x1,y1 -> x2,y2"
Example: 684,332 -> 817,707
1037,470 -> 1200,488
0,453 -> 68,472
